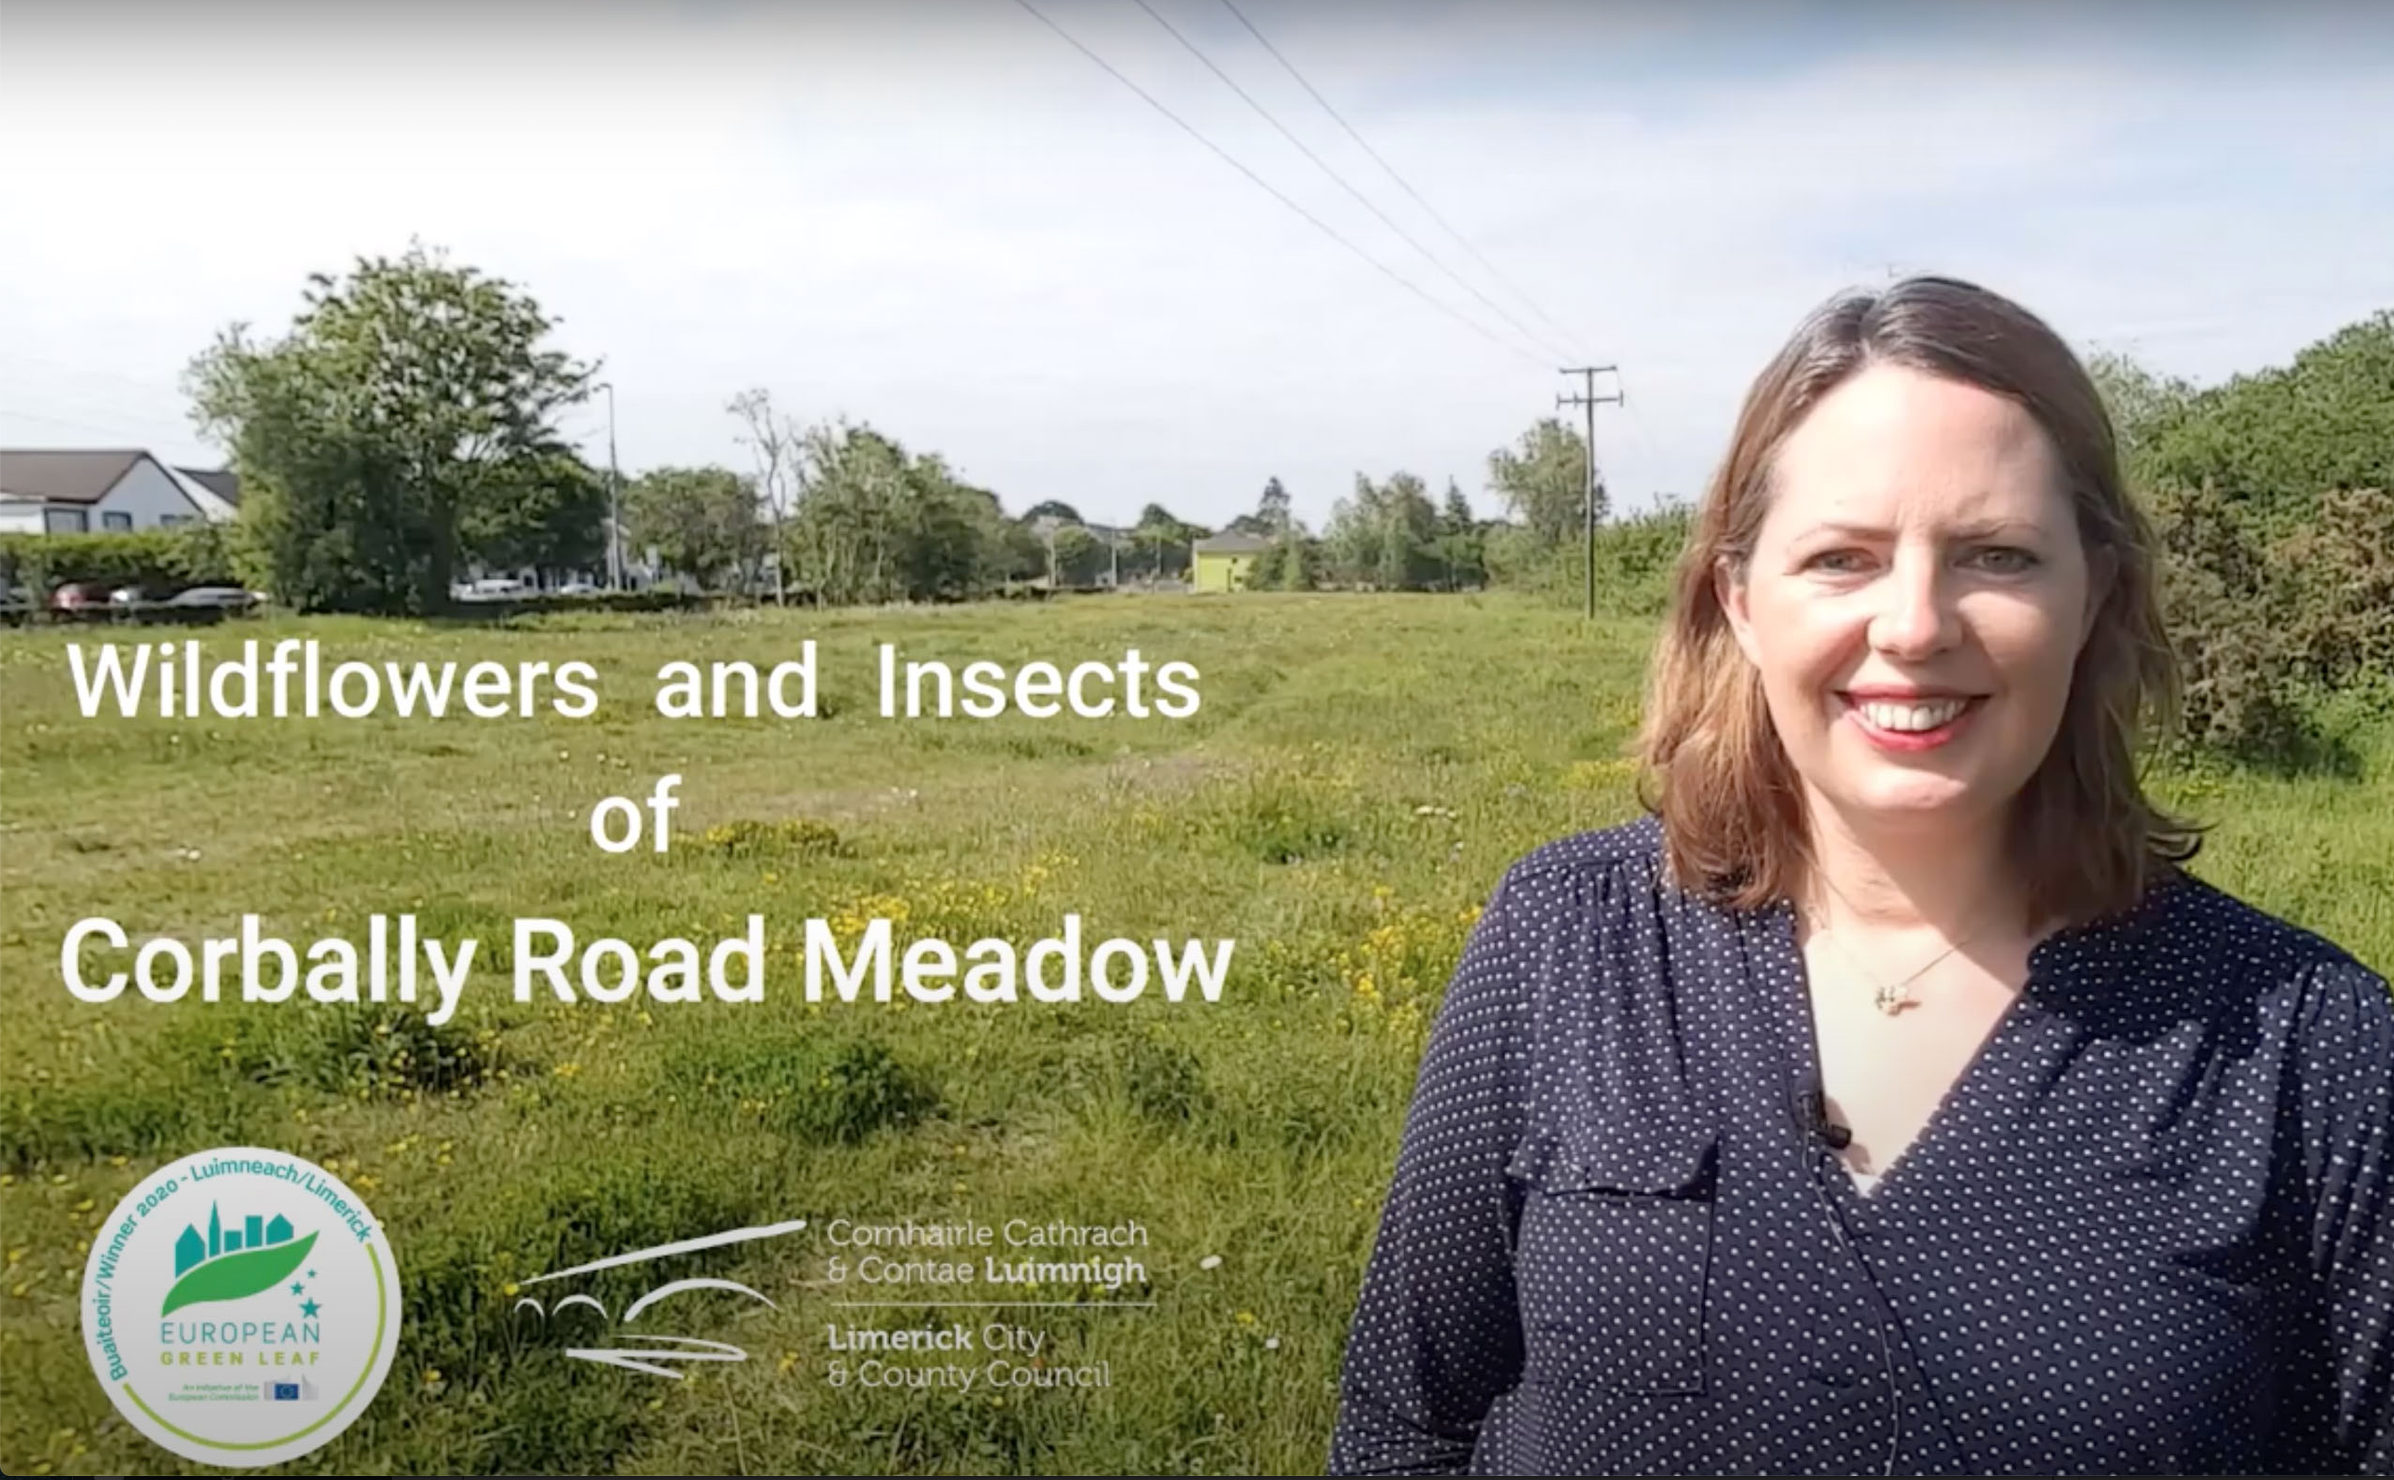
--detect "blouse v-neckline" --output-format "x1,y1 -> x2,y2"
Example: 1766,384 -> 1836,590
1746,870 -> 2187,1212
1751,892 -> 2110,1212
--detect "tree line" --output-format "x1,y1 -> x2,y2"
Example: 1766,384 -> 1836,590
12,238 -> 2383,776
146,244 -> 1632,614
2085,315 -> 2392,766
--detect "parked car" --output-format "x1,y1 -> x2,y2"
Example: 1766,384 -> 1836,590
49,581 -> 113,611
556,579 -> 602,597
164,587 -> 259,610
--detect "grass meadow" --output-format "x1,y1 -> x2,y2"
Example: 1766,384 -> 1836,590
3,592 -> 2390,1475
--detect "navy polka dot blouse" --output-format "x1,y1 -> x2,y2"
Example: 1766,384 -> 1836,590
1329,814 -> 2393,1475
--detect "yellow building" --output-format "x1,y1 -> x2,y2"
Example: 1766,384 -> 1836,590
1192,532 -> 1271,592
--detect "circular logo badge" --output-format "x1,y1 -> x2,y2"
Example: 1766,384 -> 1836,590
79,1146 -> 403,1468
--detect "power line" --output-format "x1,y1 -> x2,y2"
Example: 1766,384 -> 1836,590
1215,0 -> 1589,358
1127,0 -> 1578,366
0,370 -> 193,435
1009,0 -> 1553,371
0,375 -> 189,433
0,351 -> 192,401
0,404 -> 196,446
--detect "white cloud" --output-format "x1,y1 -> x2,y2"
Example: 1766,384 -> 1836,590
2,0 -> 2387,526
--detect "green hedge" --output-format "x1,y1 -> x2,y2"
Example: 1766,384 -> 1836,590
0,526 -> 241,595
2150,482 -> 2394,764
1488,503 -> 1695,616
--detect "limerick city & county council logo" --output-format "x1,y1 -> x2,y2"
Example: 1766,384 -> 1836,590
79,1146 -> 403,1468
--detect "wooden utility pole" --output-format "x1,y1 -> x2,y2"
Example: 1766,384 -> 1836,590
1557,366 -> 1623,620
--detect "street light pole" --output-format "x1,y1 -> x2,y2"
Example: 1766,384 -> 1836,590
594,380 -> 622,591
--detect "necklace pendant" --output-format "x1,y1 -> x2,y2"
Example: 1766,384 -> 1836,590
1875,982 -> 1910,1015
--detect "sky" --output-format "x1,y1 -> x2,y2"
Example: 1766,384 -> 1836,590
2,0 -> 2390,530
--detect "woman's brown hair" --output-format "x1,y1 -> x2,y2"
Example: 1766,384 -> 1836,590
1634,274 -> 2201,930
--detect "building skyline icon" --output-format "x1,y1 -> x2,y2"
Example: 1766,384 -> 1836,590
173,1203 -> 297,1277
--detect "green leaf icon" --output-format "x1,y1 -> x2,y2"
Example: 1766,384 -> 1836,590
162,1232 -> 321,1315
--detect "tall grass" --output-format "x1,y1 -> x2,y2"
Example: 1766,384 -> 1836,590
2,594 -> 2386,1475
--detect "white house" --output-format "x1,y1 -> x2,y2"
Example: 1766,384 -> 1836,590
0,450 -> 239,534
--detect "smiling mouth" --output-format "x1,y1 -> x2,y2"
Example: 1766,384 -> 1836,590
1837,694 -> 1985,734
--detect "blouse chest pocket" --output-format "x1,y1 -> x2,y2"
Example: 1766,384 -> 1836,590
1506,1121 -> 1717,1396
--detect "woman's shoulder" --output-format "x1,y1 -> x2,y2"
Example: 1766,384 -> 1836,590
2146,871 -> 2380,978
1495,811 -> 1667,892
2124,869 -> 2391,1028
1465,814 -> 1683,947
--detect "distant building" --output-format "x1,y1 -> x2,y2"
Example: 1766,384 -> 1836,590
177,466 -> 241,508
1192,531 -> 1271,593
0,449 -> 238,533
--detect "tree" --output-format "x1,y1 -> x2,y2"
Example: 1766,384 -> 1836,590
186,241 -> 597,613
1132,501 -> 1197,580
624,465 -> 762,591
1432,477 -> 1486,590
1258,476 -> 1291,533
1325,471 -> 1439,590
1486,416 -> 1597,545
1381,473 -> 1439,590
785,418 -> 1013,604
1250,521 -> 1321,590
2093,315 -> 2394,535
457,444 -> 609,578
2087,349 -> 2198,480
730,388 -> 800,603
2080,315 -> 2394,765
996,517 -> 1050,584
790,419 -> 908,604
1276,532 -> 1323,590
896,451 -> 1006,601
1049,524 -> 1103,587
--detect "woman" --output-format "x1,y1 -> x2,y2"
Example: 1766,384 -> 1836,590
1327,276 -> 2391,1476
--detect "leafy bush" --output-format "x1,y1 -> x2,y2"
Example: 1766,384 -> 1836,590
2273,486 -> 2394,691
2108,311 -> 2394,534
1589,502 -> 1695,616
2097,315 -> 2393,766
1486,502 -> 1693,616
0,524 -> 240,596
2146,479 -> 2309,760
2147,481 -> 2393,766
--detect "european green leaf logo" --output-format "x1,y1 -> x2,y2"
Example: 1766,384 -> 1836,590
84,1147 -> 403,1468
163,1201 -> 321,1314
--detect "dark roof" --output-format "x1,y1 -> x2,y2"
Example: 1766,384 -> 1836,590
0,449 -> 148,504
177,467 -> 240,505
1194,531 -> 1272,554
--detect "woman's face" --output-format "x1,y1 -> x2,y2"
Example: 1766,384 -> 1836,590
1717,362 -> 2105,839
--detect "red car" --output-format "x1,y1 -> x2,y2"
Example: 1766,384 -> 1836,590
48,581 -> 114,612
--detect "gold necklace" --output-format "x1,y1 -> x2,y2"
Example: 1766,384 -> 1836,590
1802,878 -> 1997,1016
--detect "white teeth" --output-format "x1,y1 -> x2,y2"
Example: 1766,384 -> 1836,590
1857,698 -> 1969,732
